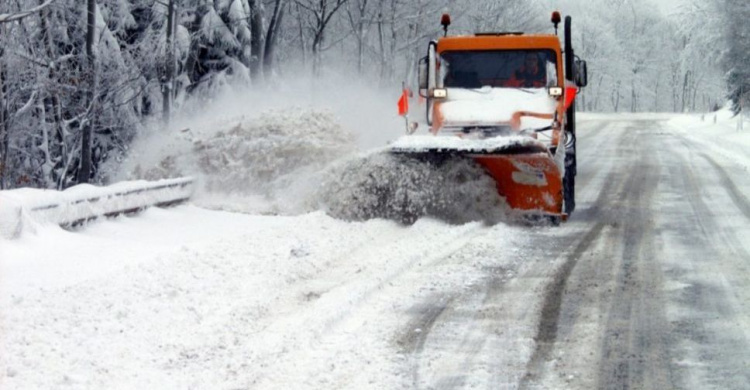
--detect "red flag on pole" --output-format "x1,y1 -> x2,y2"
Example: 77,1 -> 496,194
397,89 -> 409,116
564,86 -> 577,111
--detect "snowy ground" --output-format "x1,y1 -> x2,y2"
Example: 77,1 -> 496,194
2,110 -> 750,389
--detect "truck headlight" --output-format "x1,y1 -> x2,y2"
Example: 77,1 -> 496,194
432,88 -> 447,99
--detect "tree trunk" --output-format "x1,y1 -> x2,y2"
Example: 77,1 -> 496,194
184,6 -> 205,85
312,33 -> 322,76
630,74 -> 637,112
0,29 -> 6,190
263,0 -> 285,76
377,10 -> 386,83
353,0 -> 368,75
691,76 -> 701,112
297,0 -> 350,76
387,0 -> 396,82
40,1 -> 67,188
162,0 -> 175,125
401,0 -> 421,85
681,70 -> 690,113
39,101 -> 54,188
249,0 -> 264,81
78,0 -> 96,184
612,81 -> 621,112
296,4 -> 307,67
595,74 -> 604,111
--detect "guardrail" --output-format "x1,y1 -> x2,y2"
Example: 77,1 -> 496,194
0,177 -> 194,239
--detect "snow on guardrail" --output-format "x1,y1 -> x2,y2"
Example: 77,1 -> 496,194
0,177 -> 194,239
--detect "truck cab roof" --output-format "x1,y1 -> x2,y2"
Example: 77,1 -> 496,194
437,34 -> 561,52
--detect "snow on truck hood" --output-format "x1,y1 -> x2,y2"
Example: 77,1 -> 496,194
439,87 -> 556,126
390,134 -> 547,154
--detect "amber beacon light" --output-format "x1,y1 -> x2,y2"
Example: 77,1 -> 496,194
440,13 -> 451,36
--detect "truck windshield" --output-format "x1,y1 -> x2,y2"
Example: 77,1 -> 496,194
441,50 -> 558,89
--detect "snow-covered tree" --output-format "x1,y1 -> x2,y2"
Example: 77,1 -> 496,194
721,0 -> 749,113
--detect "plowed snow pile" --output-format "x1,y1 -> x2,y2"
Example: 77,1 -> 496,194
195,110 -> 353,191
123,109 -> 507,224
317,153 -> 509,224
128,109 -> 353,188
124,109 -> 353,213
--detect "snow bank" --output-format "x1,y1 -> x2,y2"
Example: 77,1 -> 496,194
0,178 -> 193,239
667,107 -> 750,169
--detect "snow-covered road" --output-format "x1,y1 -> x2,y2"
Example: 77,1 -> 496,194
2,114 -> 750,389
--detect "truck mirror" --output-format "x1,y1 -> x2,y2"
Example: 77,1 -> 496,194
426,41 -> 437,125
575,60 -> 588,87
418,56 -> 428,90
427,41 -> 437,91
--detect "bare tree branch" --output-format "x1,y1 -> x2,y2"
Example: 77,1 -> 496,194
0,0 -> 54,24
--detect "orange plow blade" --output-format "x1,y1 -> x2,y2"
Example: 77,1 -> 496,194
472,152 -> 564,218
390,136 -> 566,221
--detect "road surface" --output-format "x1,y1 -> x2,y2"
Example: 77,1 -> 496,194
387,116 -> 750,390
2,115 -> 749,389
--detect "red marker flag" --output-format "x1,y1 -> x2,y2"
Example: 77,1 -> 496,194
564,86 -> 577,111
397,88 -> 409,116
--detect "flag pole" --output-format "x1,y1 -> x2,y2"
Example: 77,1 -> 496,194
400,81 -> 415,134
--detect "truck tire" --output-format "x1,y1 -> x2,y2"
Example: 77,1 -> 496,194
563,157 -> 575,214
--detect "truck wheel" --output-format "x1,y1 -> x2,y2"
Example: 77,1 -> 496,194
563,154 -> 576,215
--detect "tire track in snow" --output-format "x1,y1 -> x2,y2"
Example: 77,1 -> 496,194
519,121 -> 638,388
518,183 -> 616,388
317,223 -> 485,336
396,294 -> 456,387
593,127 -> 674,390
403,251 -> 529,389
520,122 -> 678,390
518,221 -> 606,388
428,263 -> 523,390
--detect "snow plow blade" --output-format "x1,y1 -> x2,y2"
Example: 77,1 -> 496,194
390,136 -> 565,221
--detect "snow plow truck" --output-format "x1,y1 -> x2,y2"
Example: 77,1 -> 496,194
393,11 -> 588,222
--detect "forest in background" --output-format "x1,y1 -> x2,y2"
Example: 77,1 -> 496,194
0,0 -> 747,190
